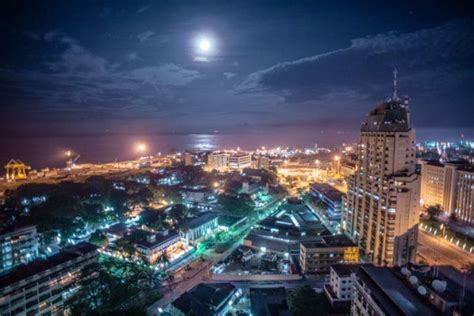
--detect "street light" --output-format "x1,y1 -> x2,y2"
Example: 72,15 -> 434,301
136,142 -> 147,154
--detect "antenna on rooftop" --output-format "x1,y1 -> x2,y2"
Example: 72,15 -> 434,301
392,68 -> 398,101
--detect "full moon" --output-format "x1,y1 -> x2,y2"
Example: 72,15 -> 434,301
199,38 -> 211,53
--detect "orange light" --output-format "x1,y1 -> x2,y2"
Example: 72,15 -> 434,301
136,143 -> 147,153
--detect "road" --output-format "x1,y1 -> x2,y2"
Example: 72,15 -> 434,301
417,230 -> 474,270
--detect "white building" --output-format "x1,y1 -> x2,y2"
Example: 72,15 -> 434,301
135,230 -> 181,263
180,212 -> 219,246
207,152 -> 229,171
324,264 -> 358,308
228,153 -> 252,170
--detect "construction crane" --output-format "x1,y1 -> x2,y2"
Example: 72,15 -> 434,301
65,150 -> 80,170
4,159 -> 31,182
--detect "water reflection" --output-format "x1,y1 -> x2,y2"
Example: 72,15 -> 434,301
188,134 -> 217,150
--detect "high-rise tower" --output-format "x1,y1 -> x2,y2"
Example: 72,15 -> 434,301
342,71 -> 420,266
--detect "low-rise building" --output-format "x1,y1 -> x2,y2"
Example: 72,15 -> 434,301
0,242 -> 98,316
228,152 -> 252,170
324,264 -> 358,310
135,230 -> 180,264
253,156 -> 271,170
207,152 -> 229,171
310,183 -> 344,222
300,235 -> 358,274
180,212 -> 219,246
181,186 -> 214,204
0,225 -> 38,273
170,283 -> 237,316
105,223 -> 129,241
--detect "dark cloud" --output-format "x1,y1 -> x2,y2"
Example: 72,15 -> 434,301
136,31 -> 155,43
0,1 -> 472,139
238,18 -> 474,127
0,32 -> 202,121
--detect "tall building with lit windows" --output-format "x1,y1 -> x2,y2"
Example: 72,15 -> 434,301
343,71 -> 420,266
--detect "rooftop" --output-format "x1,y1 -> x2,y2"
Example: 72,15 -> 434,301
310,183 -> 344,201
0,225 -> 36,237
106,223 -> 128,236
357,265 -> 439,316
172,283 -> 236,316
301,234 -> 356,249
0,242 -> 97,288
245,232 -> 291,253
361,99 -> 411,133
331,263 -> 359,277
135,230 -> 179,249
182,212 -> 218,230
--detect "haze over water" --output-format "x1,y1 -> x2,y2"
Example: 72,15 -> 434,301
1,128 -> 472,170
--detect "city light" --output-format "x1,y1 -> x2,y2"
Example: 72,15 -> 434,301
1,4 -> 472,315
136,143 -> 147,154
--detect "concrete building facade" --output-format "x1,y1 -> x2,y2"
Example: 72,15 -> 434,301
0,242 -> 98,316
455,168 -> 474,224
228,153 -> 252,170
420,160 -> 473,224
180,212 -> 219,246
343,92 -> 420,266
299,235 -> 358,274
0,226 -> 38,273
207,152 -> 229,171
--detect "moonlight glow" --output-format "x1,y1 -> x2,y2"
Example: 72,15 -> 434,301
199,38 -> 211,52
194,34 -> 216,59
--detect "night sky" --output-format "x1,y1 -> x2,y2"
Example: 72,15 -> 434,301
1,1 -> 473,138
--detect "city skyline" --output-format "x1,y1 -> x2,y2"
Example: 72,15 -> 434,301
1,2 -> 473,316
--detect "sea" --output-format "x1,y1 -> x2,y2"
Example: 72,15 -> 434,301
0,127 -> 472,170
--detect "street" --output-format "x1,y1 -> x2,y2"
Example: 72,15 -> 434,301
417,230 -> 474,270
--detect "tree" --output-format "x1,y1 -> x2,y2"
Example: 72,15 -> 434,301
169,204 -> 188,223
218,194 -> 254,216
287,285 -> 329,316
89,230 -> 108,247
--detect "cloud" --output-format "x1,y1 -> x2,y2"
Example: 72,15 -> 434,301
137,31 -> 154,43
130,64 -> 203,87
237,18 -> 474,127
194,56 -> 209,63
0,33 -> 202,120
224,72 -> 237,80
127,52 -> 140,61
137,5 -> 151,14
